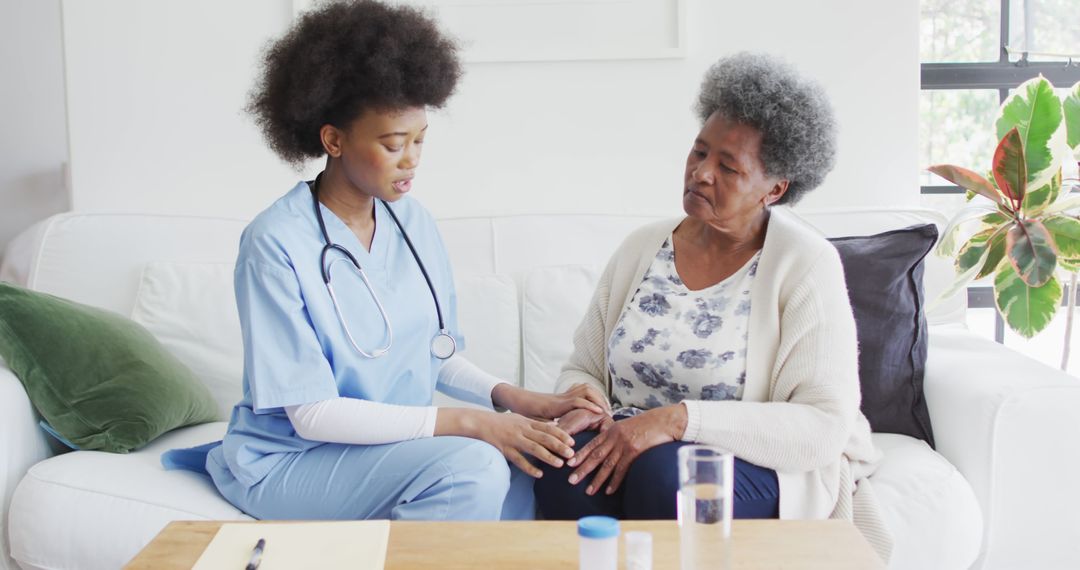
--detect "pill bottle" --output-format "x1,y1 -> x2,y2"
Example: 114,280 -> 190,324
624,531 -> 653,570
577,516 -> 619,570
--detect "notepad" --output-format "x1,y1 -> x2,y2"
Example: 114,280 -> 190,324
192,520 -> 390,570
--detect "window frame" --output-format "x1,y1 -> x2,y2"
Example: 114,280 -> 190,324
920,0 -> 1080,343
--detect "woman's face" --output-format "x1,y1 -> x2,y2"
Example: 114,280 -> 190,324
329,106 -> 428,202
682,112 -> 788,226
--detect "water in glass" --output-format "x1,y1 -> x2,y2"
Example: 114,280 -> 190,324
677,446 -> 733,570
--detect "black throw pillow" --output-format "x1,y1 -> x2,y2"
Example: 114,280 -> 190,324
828,224 -> 937,448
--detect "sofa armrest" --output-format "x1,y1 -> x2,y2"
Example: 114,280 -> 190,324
925,325 -> 1080,570
0,359 -> 53,570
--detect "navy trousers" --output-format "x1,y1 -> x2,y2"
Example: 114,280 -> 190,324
534,427 -> 779,520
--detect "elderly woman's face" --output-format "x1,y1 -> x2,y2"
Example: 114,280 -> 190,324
683,112 -> 788,226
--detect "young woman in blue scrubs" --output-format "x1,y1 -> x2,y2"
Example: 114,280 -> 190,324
166,0 -> 608,521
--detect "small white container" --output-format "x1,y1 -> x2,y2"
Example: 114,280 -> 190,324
624,531 -> 653,570
577,516 -> 619,570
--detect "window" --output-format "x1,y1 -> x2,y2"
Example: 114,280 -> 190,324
920,0 -> 1080,362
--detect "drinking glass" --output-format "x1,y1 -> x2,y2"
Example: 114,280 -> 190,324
677,445 -> 734,570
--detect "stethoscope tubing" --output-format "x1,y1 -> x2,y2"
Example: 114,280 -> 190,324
325,258 -> 393,359
310,173 -> 455,359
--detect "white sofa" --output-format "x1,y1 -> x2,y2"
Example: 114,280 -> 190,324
2,208 -> 1078,570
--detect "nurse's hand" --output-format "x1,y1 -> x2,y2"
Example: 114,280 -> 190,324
492,383 -> 610,421
437,408 -> 577,478
478,412 -> 577,478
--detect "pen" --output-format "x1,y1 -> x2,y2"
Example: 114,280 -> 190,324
245,538 -> 265,570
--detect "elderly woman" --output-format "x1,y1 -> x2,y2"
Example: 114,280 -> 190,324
533,52 -> 889,560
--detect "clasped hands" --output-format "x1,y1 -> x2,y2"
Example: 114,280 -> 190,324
480,384 -> 686,493
558,404 -> 687,496
481,383 -> 609,478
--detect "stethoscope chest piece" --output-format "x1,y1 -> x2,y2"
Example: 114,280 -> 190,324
431,330 -> 456,360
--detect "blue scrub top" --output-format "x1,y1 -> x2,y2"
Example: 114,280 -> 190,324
220,181 -> 464,488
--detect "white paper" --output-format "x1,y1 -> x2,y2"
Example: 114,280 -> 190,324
192,521 -> 390,570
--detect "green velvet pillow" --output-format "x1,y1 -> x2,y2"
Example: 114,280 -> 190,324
0,282 -> 218,453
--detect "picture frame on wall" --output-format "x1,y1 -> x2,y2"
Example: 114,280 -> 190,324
292,0 -> 688,63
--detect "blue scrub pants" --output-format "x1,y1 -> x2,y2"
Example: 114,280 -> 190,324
205,436 -> 535,521
534,428 -> 779,520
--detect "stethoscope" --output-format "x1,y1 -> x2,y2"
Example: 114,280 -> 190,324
309,174 -> 456,360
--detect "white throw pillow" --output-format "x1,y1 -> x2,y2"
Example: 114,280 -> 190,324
130,262 -> 242,420
453,273 -> 520,385
435,273 -> 521,408
521,265 -> 600,393
129,262 -> 521,417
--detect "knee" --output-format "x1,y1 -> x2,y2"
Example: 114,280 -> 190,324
623,442 -> 683,519
445,439 -> 511,496
397,439 -> 512,521
626,443 -> 680,493
534,457 -> 573,500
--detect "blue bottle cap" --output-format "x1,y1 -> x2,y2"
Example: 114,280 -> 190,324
577,516 -> 620,539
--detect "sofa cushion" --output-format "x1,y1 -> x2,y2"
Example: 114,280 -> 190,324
0,283 -> 218,453
435,272 -> 522,407
829,225 -> 937,447
870,433 -> 982,570
521,265 -> 601,392
793,208 -> 960,326
453,273 -> 520,384
8,422 -> 247,570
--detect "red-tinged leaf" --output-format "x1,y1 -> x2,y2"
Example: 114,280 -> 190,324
1006,219 -> 1057,287
928,164 -> 1004,207
993,128 -> 1027,210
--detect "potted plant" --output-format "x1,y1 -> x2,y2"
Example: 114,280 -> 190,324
930,75 -> 1080,368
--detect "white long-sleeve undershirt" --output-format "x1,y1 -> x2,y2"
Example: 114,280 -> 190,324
284,355 -> 508,445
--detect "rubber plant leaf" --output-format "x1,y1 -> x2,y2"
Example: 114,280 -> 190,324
978,230 -> 1008,280
1021,170 -> 1061,215
1064,81 -> 1080,159
982,211 -> 1011,227
992,127 -> 1026,212
1006,219 -> 1057,287
995,262 -> 1061,339
927,164 -> 1006,209
937,202 -> 1000,257
1060,258 -> 1080,272
1044,215 -> 1080,259
996,75 -> 1063,185
933,232 -> 1000,312
1043,194 -> 1080,216
956,228 -> 997,273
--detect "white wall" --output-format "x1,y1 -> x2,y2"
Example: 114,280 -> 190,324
61,0 -> 302,217
59,0 -> 919,221
0,0 -> 69,265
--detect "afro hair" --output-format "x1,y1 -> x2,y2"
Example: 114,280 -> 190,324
247,0 -> 462,166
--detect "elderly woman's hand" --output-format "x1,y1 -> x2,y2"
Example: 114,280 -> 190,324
566,404 -> 688,495
493,383 -> 610,421
557,408 -> 614,436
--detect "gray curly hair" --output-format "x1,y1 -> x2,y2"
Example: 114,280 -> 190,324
695,52 -> 837,205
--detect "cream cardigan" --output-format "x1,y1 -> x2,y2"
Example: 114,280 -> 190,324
555,207 -> 892,562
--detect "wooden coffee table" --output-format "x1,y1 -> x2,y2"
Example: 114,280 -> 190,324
125,519 -> 883,569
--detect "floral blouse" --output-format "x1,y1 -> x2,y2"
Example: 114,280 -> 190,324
607,236 -> 759,416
